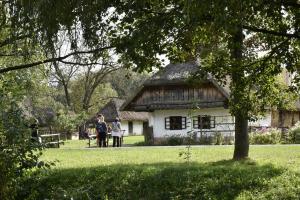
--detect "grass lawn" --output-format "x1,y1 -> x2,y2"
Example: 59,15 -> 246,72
20,143 -> 300,200
61,135 -> 145,149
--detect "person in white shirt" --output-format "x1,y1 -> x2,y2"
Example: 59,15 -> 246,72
111,118 -> 122,147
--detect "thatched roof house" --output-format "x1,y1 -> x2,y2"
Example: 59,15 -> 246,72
120,61 -> 300,144
121,61 -> 230,111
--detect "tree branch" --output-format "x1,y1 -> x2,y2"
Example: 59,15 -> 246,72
59,60 -> 106,66
0,46 -> 113,74
271,0 -> 300,9
243,25 -> 300,39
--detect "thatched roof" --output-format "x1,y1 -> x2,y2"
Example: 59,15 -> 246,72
120,61 -> 230,111
149,61 -> 230,94
144,61 -> 200,85
97,99 -> 148,122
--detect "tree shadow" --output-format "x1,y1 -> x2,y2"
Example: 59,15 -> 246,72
19,159 -> 298,200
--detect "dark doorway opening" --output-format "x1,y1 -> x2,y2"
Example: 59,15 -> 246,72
128,121 -> 133,135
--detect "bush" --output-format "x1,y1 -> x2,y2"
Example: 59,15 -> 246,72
164,134 -> 185,146
287,122 -> 300,144
214,132 -> 224,145
199,136 -> 215,145
0,106 -> 48,200
159,133 -> 233,146
133,141 -> 152,146
249,128 -> 282,144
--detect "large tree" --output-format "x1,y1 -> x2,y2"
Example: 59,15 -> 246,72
70,74 -> 118,114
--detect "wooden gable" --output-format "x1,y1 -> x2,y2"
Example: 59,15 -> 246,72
124,82 -> 228,111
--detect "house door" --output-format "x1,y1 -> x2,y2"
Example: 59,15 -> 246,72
128,121 -> 133,135
143,121 -> 153,144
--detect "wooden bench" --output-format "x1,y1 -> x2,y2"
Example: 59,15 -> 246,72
40,133 -> 64,148
87,134 -> 97,147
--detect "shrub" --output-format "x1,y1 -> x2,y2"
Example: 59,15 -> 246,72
249,128 -> 282,144
164,134 -> 184,146
214,132 -> 224,145
0,106 -> 49,200
198,133 -> 234,145
287,122 -> 300,144
133,141 -> 152,146
223,136 -> 235,145
160,134 -> 199,146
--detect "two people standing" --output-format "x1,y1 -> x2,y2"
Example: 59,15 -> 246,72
95,115 -> 123,147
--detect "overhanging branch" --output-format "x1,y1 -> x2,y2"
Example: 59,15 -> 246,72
243,25 -> 300,39
59,60 -> 106,66
0,46 -> 113,74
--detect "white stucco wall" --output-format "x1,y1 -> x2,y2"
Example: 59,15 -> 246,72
132,121 -> 144,135
149,109 -> 274,139
120,120 -> 144,136
151,108 -> 234,138
120,121 -> 129,136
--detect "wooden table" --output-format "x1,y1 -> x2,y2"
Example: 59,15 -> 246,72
88,133 -> 111,147
87,134 -> 97,147
40,133 -> 63,148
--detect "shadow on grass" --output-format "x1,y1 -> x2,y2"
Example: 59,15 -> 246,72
19,160 -> 299,200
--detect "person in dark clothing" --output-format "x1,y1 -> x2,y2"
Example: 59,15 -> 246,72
30,119 -> 39,143
95,114 -> 107,147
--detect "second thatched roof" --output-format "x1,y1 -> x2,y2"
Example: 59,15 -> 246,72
97,98 -> 149,122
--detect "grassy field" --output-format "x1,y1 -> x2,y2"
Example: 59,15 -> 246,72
62,135 -> 145,149
19,141 -> 300,200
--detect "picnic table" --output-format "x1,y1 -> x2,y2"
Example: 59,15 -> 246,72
40,133 -> 64,148
87,130 -> 126,147
87,133 -> 111,147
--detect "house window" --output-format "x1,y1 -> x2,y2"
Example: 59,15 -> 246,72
165,116 -> 186,130
193,115 -> 216,129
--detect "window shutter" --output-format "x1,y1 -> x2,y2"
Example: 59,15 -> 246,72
193,116 -> 199,129
165,117 -> 170,129
199,115 -> 203,129
210,116 -> 216,128
182,117 -> 187,129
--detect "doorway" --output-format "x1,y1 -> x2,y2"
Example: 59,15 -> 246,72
128,121 -> 133,135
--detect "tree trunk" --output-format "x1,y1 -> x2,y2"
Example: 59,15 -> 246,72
229,25 -> 249,160
52,61 -> 72,108
233,114 -> 249,159
62,81 -> 71,108
82,91 -> 92,112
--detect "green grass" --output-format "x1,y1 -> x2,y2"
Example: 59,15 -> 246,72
123,135 -> 145,145
61,135 -> 145,149
18,144 -> 300,200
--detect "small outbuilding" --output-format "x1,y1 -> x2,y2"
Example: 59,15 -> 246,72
96,98 -> 149,136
